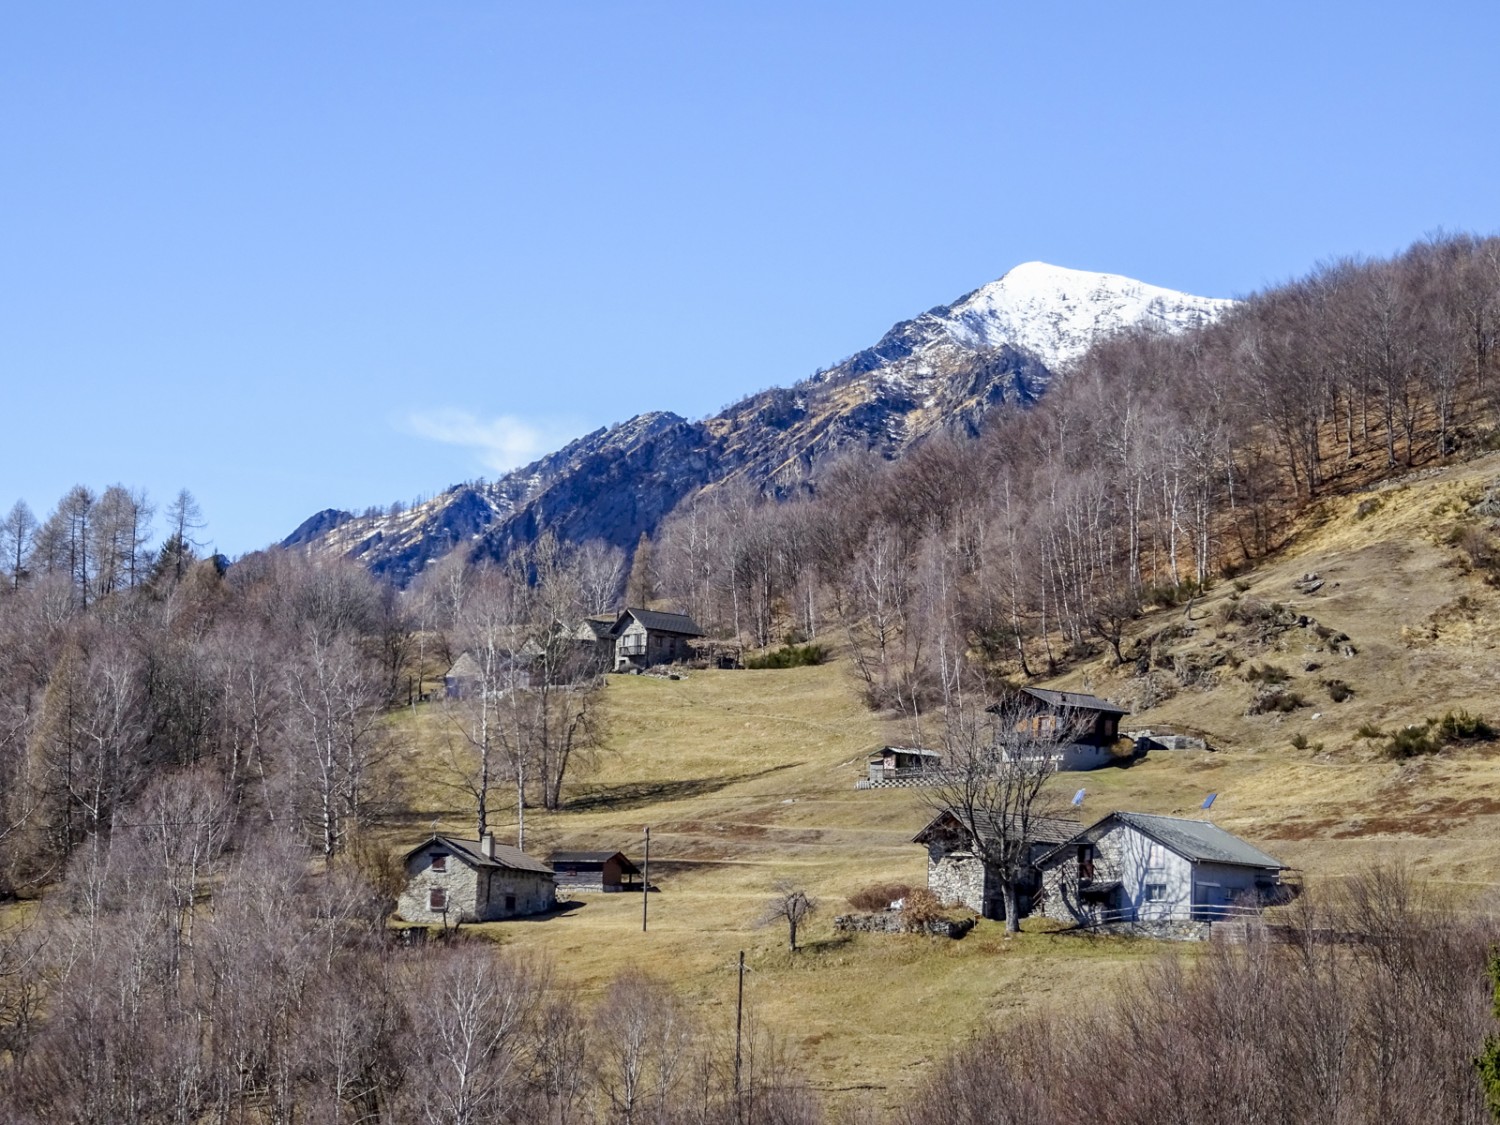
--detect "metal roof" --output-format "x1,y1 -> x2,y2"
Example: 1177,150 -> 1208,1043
1110,812 -> 1284,868
404,834 -> 554,876
1038,812 -> 1284,870
868,746 -> 943,760
611,608 -> 705,637
1019,686 -> 1131,715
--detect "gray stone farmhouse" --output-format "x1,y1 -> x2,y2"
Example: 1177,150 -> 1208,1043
913,810 -> 1082,920
606,608 -> 705,672
1034,812 -> 1286,926
398,833 -> 556,924
547,849 -> 642,893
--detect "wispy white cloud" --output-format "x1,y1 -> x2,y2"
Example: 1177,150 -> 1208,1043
404,409 -> 573,473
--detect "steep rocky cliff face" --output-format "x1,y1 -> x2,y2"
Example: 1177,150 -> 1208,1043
282,263 -> 1233,584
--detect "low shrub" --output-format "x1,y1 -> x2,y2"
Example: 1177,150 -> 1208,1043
1144,577 -> 1209,608
1289,733 -> 1310,750
1381,710 -> 1497,759
1243,663 -> 1290,685
846,882 -> 913,912
1385,723 -> 1440,759
1248,687 -> 1305,715
745,643 -> 828,669
1325,679 -> 1354,703
1355,722 -> 1385,740
901,887 -> 957,930
1436,708 -> 1497,743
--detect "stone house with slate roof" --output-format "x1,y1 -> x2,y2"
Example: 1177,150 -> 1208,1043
398,833 -> 556,924
607,608 -> 705,672
443,652 -> 484,699
995,686 -> 1132,771
1035,812 -> 1286,926
547,850 -> 641,893
913,811 -> 1082,920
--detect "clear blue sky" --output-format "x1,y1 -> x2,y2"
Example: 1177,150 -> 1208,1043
4,3 -> 1497,556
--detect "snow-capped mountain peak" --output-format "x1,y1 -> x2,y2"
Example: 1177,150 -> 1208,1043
941,261 -> 1235,369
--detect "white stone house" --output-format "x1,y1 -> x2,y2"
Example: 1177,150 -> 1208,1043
397,833 -> 556,924
912,811 -> 1082,921
1035,812 -> 1286,926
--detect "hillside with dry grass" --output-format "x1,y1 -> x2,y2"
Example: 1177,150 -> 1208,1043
373,452 -> 1500,1112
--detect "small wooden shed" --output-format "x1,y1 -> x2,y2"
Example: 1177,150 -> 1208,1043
546,850 -> 642,894
866,746 -> 942,783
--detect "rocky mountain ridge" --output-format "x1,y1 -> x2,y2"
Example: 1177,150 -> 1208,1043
283,263 -> 1233,584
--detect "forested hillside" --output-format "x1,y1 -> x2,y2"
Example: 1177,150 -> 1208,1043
651,234 -> 1500,703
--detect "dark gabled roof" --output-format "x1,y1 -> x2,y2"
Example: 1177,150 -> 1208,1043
610,608 -> 705,638
913,810 -> 1082,848
1018,686 -> 1131,716
547,850 -> 641,875
1038,812 -> 1284,870
404,834 -> 554,876
576,616 -> 615,641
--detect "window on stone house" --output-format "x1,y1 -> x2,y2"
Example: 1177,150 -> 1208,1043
1144,883 -> 1167,902
505,895 -> 516,912
431,853 -> 448,872
429,887 -> 447,911
1146,843 -> 1166,868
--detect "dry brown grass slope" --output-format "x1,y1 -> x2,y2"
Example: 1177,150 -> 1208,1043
378,452 -> 1500,1110
383,665 -> 1167,1112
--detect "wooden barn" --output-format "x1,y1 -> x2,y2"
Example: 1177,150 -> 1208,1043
397,833 -> 556,924
547,850 -> 642,893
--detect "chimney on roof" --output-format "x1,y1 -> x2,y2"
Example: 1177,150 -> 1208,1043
480,832 -> 495,859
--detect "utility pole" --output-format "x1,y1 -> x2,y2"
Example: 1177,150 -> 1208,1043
641,826 -> 650,932
734,949 -> 745,1122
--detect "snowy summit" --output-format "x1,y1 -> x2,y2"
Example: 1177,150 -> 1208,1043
941,261 -> 1236,369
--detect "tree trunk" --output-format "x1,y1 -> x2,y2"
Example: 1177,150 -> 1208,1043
1000,881 -> 1020,935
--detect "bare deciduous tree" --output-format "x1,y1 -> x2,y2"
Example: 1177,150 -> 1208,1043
759,882 -> 818,953
922,694 -> 1078,932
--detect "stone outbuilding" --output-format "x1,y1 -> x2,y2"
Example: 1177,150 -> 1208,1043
398,833 -> 556,924
1035,811 -> 1286,927
444,652 -> 484,700
912,810 -> 1082,921
547,850 -> 642,893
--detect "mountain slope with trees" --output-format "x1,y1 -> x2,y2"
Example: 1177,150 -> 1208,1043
282,262 -> 1231,585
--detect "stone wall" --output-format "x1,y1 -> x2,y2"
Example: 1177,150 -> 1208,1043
1038,829 -> 1129,925
482,869 -> 556,917
925,846 -> 989,916
399,852 -> 482,924
833,912 -> 975,939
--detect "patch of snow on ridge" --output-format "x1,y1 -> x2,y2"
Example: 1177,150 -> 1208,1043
942,261 -> 1235,369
